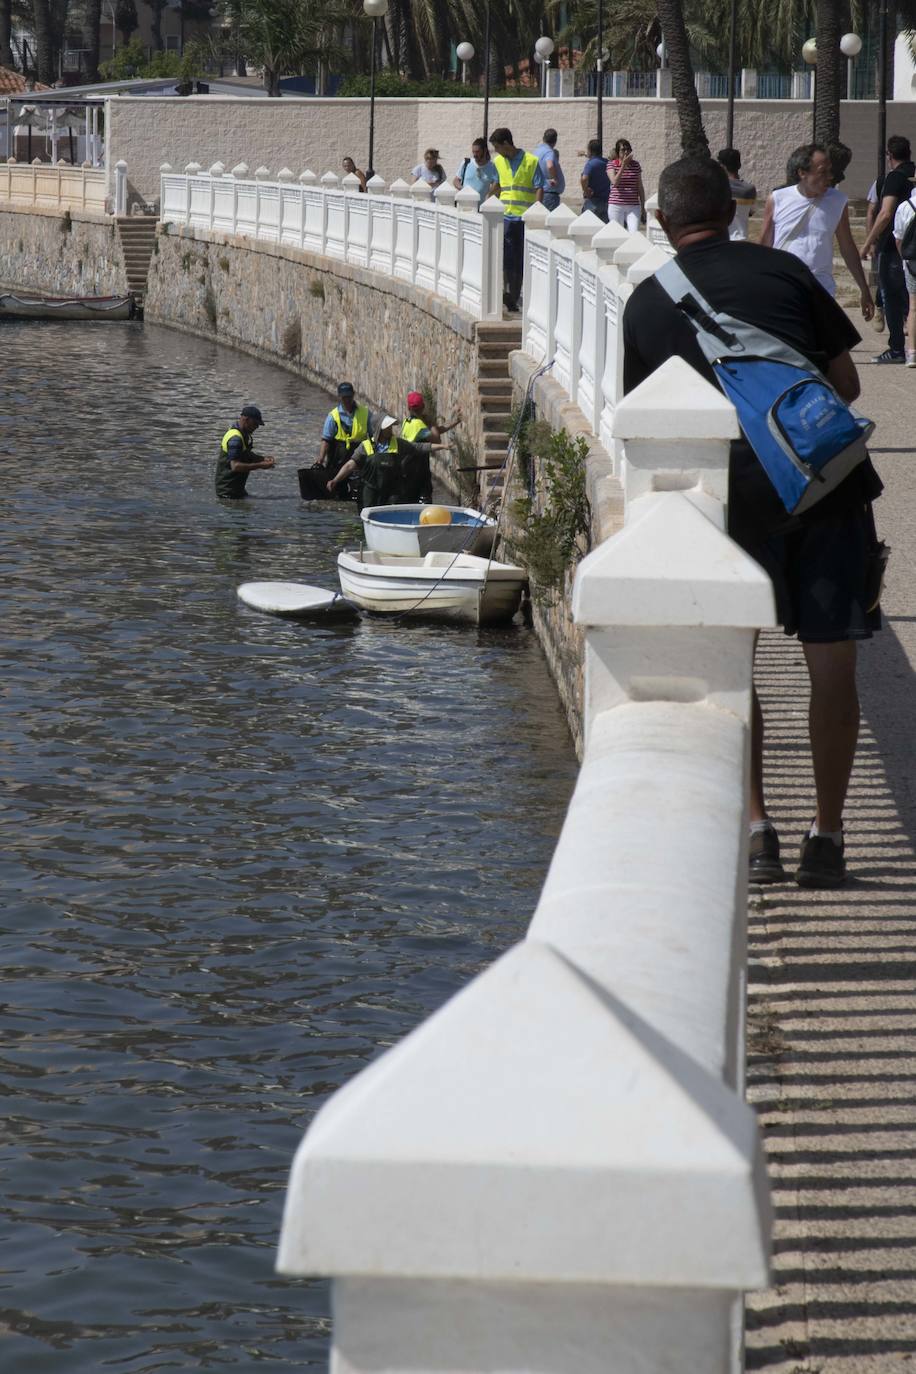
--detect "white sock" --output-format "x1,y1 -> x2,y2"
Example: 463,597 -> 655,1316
750,819 -> 775,836
810,824 -> 843,845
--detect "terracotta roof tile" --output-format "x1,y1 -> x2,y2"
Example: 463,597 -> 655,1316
0,67 -> 51,96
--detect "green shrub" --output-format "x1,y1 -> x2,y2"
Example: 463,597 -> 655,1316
338,72 -> 537,100
512,427 -> 590,602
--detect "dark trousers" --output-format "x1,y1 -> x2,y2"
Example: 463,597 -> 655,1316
503,217 -> 525,308
877,246 -> 908,355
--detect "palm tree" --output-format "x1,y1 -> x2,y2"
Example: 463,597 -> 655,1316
656,0 -> 708,154
85,0 -> 102,81
0,0 -> 13,67
31,0 -> 54,81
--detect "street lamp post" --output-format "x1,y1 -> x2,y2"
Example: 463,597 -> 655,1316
456,41 -> 474,87
482,0 -> 491,144
801,37 -> 817,140
840,30 -> 862,100
363,0 -> 388,176
877,0 -> 889,191
535,35 -> 554,99
596,0 -> 604,149
725,0 -> 737,149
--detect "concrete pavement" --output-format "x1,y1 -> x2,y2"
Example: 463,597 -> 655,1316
745,327 -> 916,1371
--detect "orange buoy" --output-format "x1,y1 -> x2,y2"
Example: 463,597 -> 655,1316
419,505 -> 452,526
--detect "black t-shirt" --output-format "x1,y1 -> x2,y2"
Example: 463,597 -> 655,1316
623,235 -> 863,535
876,161 -> 916,252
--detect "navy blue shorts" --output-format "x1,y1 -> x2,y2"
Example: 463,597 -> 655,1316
731,494 -> 881,643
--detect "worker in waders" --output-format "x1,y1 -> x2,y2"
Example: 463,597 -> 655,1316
298,381 -> 374,501
215,405 -> 275,499
401,390 -> 462,444
325,416 -> 448,506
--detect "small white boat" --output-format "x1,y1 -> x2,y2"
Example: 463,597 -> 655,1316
0,292 -> 136,320
337,549 -> 527,625
360,504 -> 497,558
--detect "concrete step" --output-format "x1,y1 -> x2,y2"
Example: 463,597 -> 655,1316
478,377 -> 513,396
477,322 -> 523,341
480,394 -> 512,414
482,412 -> 512,432
478,358 -> 511,378
478,340 -> 517,360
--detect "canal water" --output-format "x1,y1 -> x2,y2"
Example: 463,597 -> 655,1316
0,322 -> 578,1371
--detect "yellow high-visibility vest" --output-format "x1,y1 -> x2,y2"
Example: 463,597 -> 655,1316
221,426 -> 252,454
331,405 -> 369,446
401,417 -> 428,442
493,151 -> 540,217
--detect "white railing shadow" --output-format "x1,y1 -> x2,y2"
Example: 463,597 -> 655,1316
275,353 -> 778,1374
159,163 -> 506,322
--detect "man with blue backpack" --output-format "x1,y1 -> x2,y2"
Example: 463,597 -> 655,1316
623,155 -> 885,890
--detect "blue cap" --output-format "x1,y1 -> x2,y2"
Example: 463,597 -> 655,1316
240,405 -> 264,426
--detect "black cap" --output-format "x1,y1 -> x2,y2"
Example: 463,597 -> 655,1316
240,404 -> 264,426
337,381 -> 355,397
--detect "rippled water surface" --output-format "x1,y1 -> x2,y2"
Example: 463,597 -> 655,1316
0,322 -> 577,1371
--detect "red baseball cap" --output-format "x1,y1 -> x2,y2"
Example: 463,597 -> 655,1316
406,391 -> 424,409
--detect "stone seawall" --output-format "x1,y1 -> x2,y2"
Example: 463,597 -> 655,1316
0,204 -> 127,296
144,222 -> 486,501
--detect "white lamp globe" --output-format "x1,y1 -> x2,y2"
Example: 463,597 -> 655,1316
801,38 -> 818,64
456,41 -> 474,62
840,32 -> 862,58
656,41 -> 666,61
535,35 -> 555,58
363,0 -> 388,17
533,51 -> 544,64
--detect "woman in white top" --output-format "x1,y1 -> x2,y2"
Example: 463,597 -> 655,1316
759,144 -> 873,319
893,187 -> 916,365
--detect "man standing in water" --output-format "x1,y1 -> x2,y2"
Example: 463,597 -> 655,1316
215,405 -> 275,500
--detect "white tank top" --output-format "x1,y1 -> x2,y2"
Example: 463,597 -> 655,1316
771,184 -> 846,295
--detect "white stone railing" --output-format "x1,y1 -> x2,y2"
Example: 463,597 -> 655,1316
159,161 -> 506,321
275,342 -> 778,1370
521,195 -> 674,454
0,157 -> 109,212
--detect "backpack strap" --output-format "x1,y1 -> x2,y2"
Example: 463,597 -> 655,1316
654,257 -> 825,375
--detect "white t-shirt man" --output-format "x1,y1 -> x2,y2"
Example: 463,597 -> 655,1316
894,189 -> 916,292
770,183 -> 847,295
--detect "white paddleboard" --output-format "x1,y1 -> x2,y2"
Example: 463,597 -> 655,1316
237,581 -> 356,618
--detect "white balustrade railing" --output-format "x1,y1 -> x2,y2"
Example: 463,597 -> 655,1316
159,162 -> 505,321
0,158 -> 109,212
521,196 -> 678,458
276,344 -> 777,1374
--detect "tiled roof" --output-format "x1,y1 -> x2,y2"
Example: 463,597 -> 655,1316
0,67 -> 51,96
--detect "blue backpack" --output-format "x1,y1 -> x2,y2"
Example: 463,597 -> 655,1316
655,259 -> 874,515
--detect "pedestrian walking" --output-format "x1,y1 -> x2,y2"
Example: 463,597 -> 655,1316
759,143 -> 873,319
607,138 -> 644,231
411,148 -> 446,190
215,405 -> 275,500
342,156 -> 367,191
716,147 -> 756,241
865,178 -> 885,333
892,184 -> 916,366
487,126 -> 545,313
580,138 -> 610,221
452,138 -> 499,202
533,128 -> 565,211
860,135 -> 916,363
623,155 -> 884,889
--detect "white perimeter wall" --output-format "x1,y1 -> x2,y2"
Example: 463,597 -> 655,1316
108,94 -> 913,207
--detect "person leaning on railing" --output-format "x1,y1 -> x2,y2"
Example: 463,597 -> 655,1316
487,127 -> 545,314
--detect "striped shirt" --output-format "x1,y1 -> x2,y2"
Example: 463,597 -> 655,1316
607,157 -> 641,206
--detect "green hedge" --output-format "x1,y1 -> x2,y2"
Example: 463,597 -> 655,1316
338,73 -> 537,99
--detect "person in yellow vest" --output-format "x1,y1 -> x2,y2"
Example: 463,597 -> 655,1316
215,405 -> 275,499
298,381 -> 377,501
487,127 -> 545,313
326,416 -> 449,506
401,390 -> 462,444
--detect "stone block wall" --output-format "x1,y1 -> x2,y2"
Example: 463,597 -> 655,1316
109,94 -> 903,207
144,222 -> 485,498
0,204 -> 127,296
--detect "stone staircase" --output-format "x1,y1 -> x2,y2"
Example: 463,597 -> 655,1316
116,216 -> 157,305
475,321 -> 522,503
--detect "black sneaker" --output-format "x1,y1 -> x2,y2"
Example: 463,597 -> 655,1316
872,348 -> 905,364
796,833 -> 846,888
749,826 -> 786,884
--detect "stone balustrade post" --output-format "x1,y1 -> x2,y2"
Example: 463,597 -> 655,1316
479,196 -> 506,321
366,174 -> 387,195
320,170 -> 339,189
299,169 -> 317,186
341,171 -> 362,193
455,186 -> 480,213
388,177 -> 410,199
114,158 -> 128,216
521,201 -> 550,353
409,177 -> 433,202
277,167 -> 293,182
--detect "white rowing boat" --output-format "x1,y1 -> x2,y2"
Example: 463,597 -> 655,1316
0,293 -> 136,320
360,504 -> 496,558
337,549 -> 527,625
